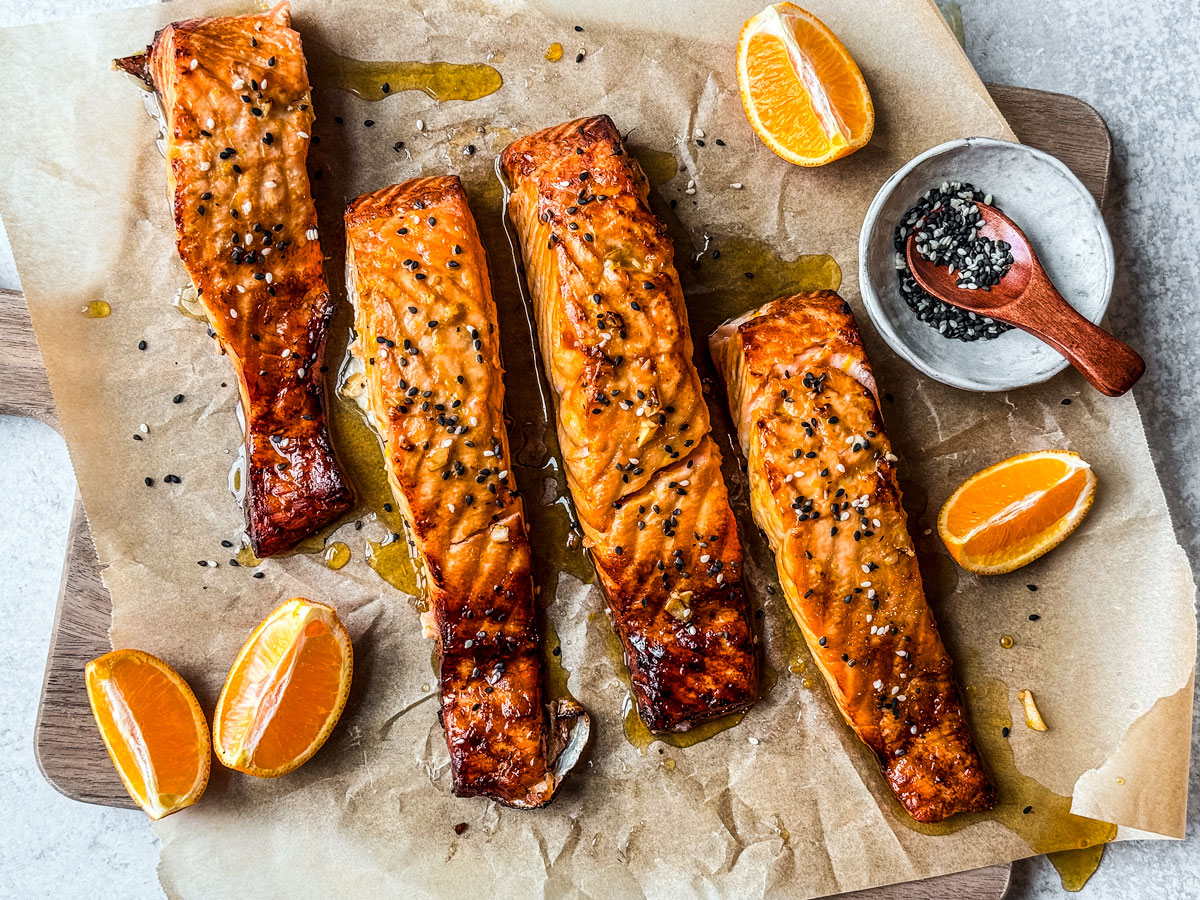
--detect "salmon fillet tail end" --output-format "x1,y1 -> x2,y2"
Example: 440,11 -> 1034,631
115,1 -> 355,558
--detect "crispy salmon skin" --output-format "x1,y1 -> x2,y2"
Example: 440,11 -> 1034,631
710,291 -> 996,822
344,176 -> 588,807
501,116 -> 758,732
116,2 -> 353,556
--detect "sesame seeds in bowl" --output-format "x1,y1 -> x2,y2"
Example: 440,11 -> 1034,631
858,137 -> 1114,392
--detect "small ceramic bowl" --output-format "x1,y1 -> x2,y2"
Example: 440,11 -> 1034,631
858,137 -> 1114,392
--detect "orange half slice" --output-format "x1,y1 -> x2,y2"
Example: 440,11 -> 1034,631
938,450 -> 1097,575
85,649 -> 211,819
737,3 -> 874,167
213,598 -> 353,778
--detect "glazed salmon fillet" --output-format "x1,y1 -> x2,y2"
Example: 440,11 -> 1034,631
116,3 -> 353,557
501,116 -> 758,732
710,291 -> 996,822
344,176 -> 588,807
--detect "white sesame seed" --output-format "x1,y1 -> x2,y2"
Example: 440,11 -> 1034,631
686,179 -> 695,189
229,308 -> 237,318
873,679 -> 883,690
189,59 -> 198,70
747,736 -> 759,745
206,559 -> 217,567
297,367 -> 306,379
415,119 -> 425,131
684,187 -> 696,195
695,127 -> 705,139
242,200 -> 252,214
236,285 -> 245,293
198,161 -> 211,171
264,180 -> 277,188
730,182 -> 743,189
297,131 -> 309,139
305,228 -> 319,241
139,423 -> 149,434
891,686 -> 900,695
232,77 -> 245,90
205,118 -> 215,129
265,273 -> 273,284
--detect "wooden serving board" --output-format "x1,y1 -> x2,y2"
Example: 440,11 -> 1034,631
1,84 -> 1111,898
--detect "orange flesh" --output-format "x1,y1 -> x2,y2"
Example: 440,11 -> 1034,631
746,33 -> 833,154
87,653 -> 207,812
217,605 -> 349,773
943,456 -> 1074,534
958,467 -> 1091,561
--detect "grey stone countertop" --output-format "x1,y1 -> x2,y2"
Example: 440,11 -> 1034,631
0,1 -> 1195,897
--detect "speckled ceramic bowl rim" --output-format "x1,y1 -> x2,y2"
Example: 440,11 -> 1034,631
857,136 -> 1115,392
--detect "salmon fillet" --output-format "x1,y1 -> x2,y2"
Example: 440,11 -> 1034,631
710,291 -> 996,822
500,116 -> 758,732
116,3 -> 353,557
344,176 -> 588,807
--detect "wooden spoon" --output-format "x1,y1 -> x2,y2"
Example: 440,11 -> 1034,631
905,204 -> 1144,396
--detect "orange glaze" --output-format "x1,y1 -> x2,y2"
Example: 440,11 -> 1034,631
501,116 -> 758,732
344,176 -> 586,807
117,2 -> 353,556
710,291 -> 996,822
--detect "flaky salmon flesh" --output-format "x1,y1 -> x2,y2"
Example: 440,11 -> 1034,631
710,292 -> 996,823
501,116 -> 759,732
344,176 -> 588,808
116,2 -> 353,557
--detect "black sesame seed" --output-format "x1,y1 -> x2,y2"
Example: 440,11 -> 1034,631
172,393 -> 184,404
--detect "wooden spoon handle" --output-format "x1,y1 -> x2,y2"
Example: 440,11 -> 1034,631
1011,285 -> 1145,396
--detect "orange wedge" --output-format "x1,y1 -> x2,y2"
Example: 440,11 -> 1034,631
736,3 -> 874,166
213,598 -> 353,778
85,649 -> 210,819
938,450 -> 1097,575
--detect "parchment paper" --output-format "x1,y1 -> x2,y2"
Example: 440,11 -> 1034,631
0,0 -> 1194,897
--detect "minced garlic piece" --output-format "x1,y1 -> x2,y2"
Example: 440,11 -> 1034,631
1018,689 -> 1048,731
665,591 -> 693,622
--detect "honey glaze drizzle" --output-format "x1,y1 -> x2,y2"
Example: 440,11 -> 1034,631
307,43 -> 502,102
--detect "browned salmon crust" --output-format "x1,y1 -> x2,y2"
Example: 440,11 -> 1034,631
501,116 -> 758,732
344,176 -> 586,807
117,3 -> 353,556
710,291 -> 996,823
